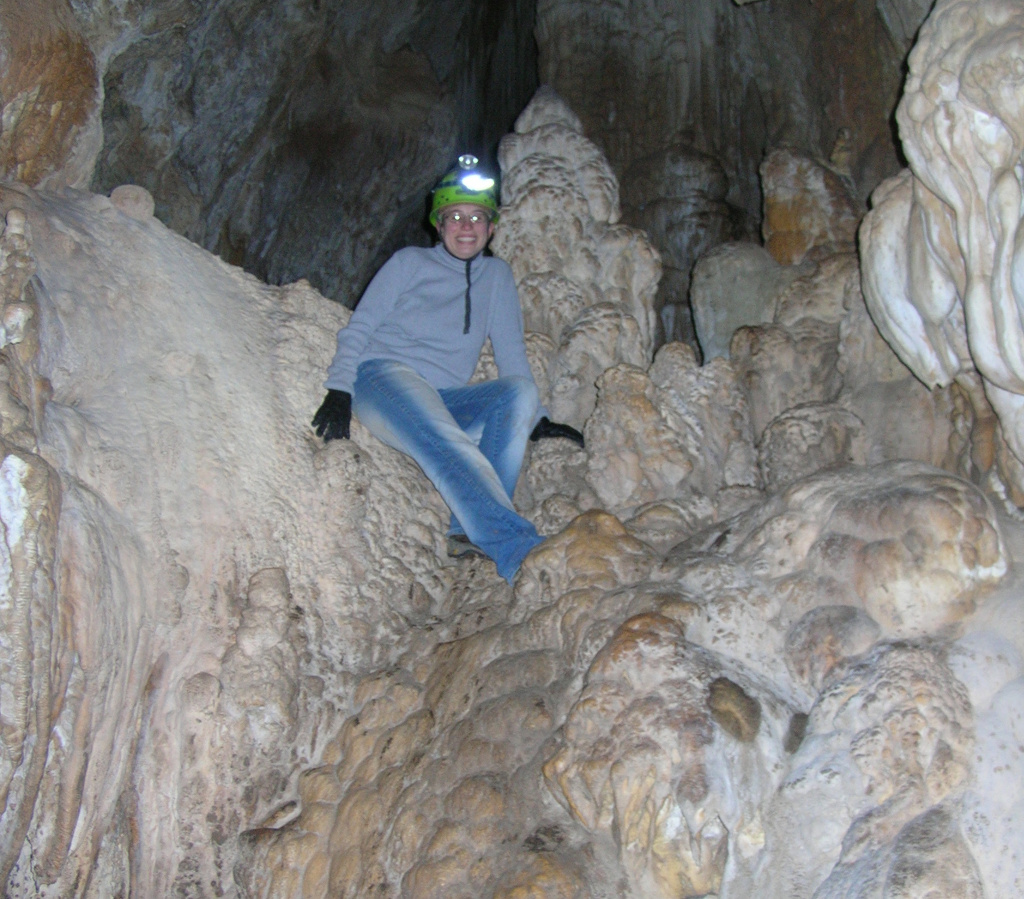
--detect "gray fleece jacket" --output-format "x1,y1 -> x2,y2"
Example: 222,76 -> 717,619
324,243 -> 537,395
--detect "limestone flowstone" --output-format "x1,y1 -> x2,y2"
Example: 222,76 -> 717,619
0,181 -> 481,897
238,461 -> 1014,899
690,241 -> 805,362
697,240 -> 970,488
860,0 -> 1024,505
760,642 -> 981,899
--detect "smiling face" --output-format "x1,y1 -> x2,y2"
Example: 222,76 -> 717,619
436,203 -> 495,260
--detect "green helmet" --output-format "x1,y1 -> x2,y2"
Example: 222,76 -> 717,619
429,155 -> 499,226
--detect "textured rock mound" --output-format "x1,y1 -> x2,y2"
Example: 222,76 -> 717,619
760,148 -> 861,266
690,241 -> 970,496
241,465 -> 1016,899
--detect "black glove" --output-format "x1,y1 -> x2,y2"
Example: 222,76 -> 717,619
311,389 -> 352,441
530,416 -> 585,448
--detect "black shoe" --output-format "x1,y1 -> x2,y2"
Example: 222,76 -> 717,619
447,534 -> 486,559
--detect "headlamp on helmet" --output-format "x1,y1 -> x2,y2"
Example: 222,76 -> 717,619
430,154 -> 499,226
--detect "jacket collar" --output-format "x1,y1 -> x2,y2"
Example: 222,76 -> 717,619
434,242 -> 484,271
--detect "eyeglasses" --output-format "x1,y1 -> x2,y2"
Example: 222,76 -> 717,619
440,210 -> 491,226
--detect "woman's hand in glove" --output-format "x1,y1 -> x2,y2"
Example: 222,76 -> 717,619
529,416 -> 585,448
311,389 -> 352,441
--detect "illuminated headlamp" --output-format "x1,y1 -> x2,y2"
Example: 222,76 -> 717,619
457,154 -> 494,191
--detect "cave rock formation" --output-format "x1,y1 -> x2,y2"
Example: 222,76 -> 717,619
0,63 -> 1022,899
860,0 -> 1024,507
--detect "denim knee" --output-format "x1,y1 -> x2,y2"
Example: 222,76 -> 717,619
503,375 -> 540,423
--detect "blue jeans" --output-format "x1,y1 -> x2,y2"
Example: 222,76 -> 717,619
352,358 -> 544,582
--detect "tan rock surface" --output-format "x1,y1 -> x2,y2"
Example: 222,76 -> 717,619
0,5 -> 100,189
761,642 -> 980,899
237,460 -> 1013,899
0,181 -> 462,896
582,344 -> 759,520
760,149 -> 861,266
690,241 -> 806,362
696,239 -> 968,485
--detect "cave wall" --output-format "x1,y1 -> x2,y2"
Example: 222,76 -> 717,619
4,0 -> 934,329
0,0 -> 102,189
539,0 -> 924,214
536,0 -> 933,343
2,0 -> 538,309
89,0 -> 539,307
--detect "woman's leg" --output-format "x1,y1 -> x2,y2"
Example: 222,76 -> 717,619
440,375 -> 538,499
439,375 -> 538,537
352,359 -> 542,582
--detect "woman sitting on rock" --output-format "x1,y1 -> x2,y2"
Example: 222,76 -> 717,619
312,155 -> 583,582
